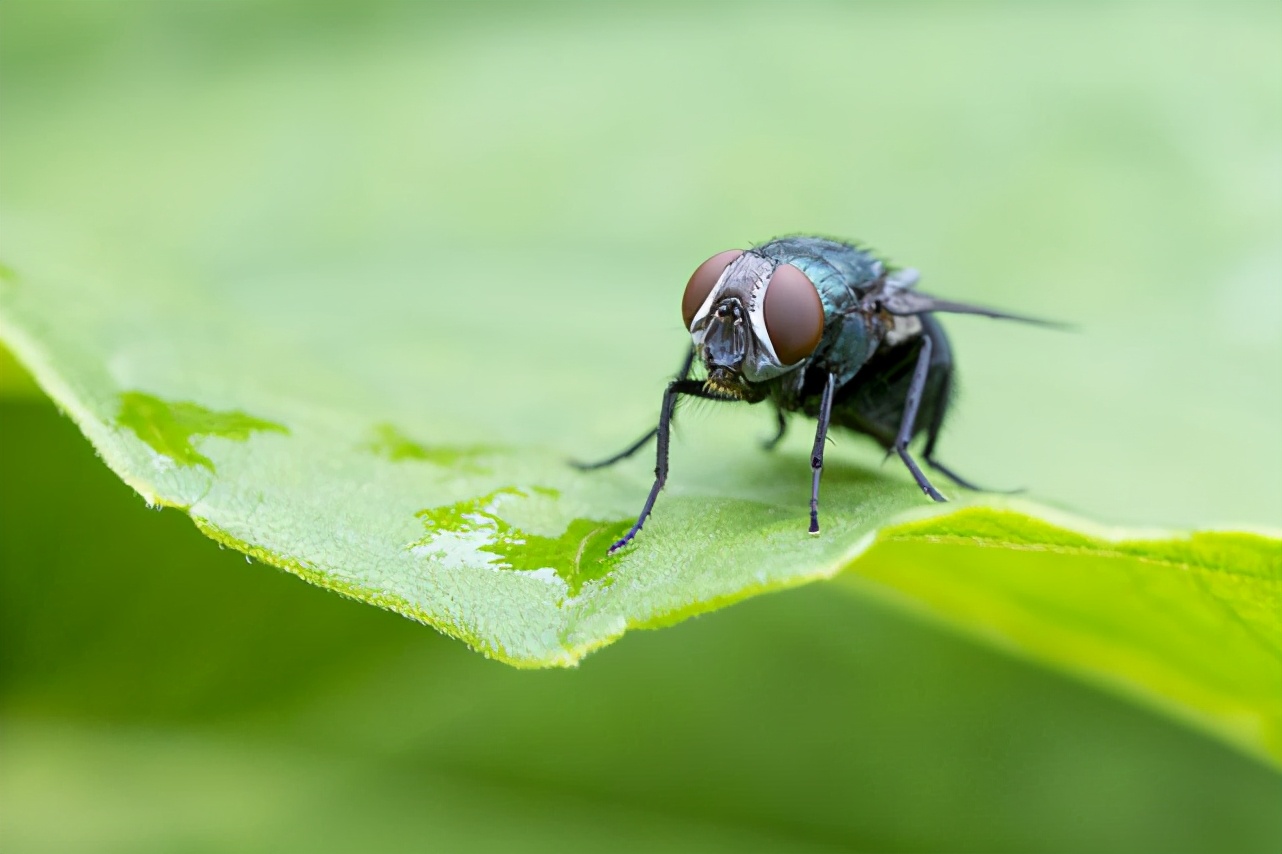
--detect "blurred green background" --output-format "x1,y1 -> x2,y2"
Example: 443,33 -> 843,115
2,1 -> 1280,851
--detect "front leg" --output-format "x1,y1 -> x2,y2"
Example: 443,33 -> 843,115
573,348 -> 695,471
610,379 -> 728,554
809,372 -> 836,534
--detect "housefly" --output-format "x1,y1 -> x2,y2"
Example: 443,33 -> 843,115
576,235 -> 1058,554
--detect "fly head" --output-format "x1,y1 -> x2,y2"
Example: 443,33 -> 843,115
682,249 -> 826,398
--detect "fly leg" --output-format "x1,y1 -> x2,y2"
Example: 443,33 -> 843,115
610,379 -> 727,553
926,454 -> 1022,494
924,454 -> 984,491
809,372 -> 836,533
921,365 -> 1017,493
895,336 -> 947,502
919,365 -> 982,490
573,348 -> 694,471
572,428 -> 656,471
762,408 -> 788,451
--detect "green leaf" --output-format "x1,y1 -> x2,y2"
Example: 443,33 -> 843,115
116,392 -> 289,471
846,510 -> 1282,767
1,229 -> 1280,769
5,402 -> 1281,853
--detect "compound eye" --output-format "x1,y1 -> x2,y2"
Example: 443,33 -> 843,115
682,249 -> 744,329
763,263 -> 823,365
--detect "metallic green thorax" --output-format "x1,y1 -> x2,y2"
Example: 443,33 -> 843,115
751,236 -> 892,390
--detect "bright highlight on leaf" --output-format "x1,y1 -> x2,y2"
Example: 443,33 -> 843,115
412,487 -> 629,597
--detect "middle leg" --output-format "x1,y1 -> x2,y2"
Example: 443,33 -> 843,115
762,407 -> 788,451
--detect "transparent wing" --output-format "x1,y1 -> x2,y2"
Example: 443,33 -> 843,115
870,270 -> 1068,329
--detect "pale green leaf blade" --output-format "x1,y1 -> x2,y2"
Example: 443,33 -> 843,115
1,226 -> 1280,769
840,506 -> 1282,767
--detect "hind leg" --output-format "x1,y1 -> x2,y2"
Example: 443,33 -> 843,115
920,366 -> 984,491
920,346 -> 1015,494
894,335 -> 946,501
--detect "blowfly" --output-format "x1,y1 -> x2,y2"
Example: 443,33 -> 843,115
577,235 -> 1057,553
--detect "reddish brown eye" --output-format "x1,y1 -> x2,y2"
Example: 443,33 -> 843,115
763,263 -> 823,365
682,249 -> 744,329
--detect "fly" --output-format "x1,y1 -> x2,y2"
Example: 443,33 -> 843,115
575,235 -> 1060,554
